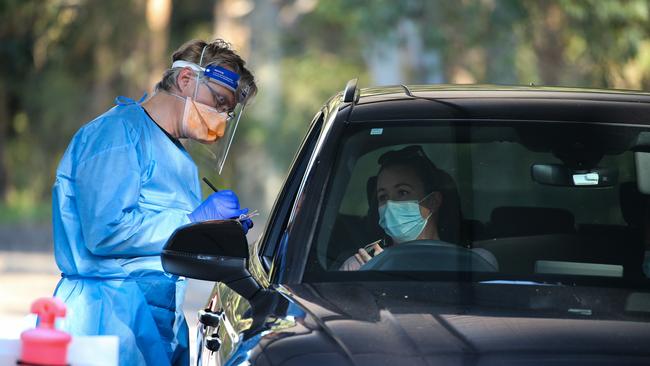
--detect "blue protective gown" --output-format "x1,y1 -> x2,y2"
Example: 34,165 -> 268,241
52,96 -> 201,366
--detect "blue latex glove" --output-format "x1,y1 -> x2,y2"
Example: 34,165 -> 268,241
188,190 -> 250,230
240,218 -> 253,234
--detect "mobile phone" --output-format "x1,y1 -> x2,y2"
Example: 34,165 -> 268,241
363,239 -> 384,257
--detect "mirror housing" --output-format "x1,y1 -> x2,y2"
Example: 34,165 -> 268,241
162,220 -> 260,299
531,164 -> 618,187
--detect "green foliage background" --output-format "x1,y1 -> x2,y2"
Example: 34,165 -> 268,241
2,0 -> 650,224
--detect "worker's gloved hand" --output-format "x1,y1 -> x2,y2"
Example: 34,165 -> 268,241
188,190 -> 249,225
240,217 -> 253,233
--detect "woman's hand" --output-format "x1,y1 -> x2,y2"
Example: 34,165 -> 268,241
354,242 -> 384,266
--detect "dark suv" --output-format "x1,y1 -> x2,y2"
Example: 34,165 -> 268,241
163,81 -> 650,366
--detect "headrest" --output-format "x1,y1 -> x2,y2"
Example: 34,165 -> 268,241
619,182 -> 647,226
490,206 -> 575,238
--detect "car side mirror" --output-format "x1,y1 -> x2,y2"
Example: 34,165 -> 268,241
162,220 -> 260,299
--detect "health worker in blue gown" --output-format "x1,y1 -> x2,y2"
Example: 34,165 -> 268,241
52,39 -> 258,366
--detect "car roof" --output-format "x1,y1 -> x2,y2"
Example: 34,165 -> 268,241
344,84 -> 650,125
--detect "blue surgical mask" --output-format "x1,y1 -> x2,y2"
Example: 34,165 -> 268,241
378,192 -> 434,243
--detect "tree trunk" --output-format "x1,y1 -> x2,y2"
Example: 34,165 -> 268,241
214,0 -> 253,58
229,0 -> 283,215
532,2 -> 566,86
146,0 -> 172,87
0,87 -> 9,202
363,26 -> 403,85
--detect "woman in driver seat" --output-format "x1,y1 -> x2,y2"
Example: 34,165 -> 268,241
340,145 -> 497,271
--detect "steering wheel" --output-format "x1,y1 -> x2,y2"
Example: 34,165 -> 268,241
359,240 -> 497,272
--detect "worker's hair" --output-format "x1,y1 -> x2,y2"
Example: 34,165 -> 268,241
155,39 -> 257,105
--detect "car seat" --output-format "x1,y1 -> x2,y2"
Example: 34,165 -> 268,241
474,207 -> 577,274
487,206 -> 575,238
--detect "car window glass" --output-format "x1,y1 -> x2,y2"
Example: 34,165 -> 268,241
260,112 -> 324,265
306,122 -> 649,287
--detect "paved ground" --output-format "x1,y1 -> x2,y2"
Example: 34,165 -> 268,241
0,247 -> 215,364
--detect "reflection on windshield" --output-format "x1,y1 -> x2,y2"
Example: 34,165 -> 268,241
309,123 -> 650,285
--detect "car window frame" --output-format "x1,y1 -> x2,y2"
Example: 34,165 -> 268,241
297,118 -> 650,287
276,102 -> 356,284
256,111 -> 325,274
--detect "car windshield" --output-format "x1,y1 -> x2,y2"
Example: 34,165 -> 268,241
305,121 -> 650,286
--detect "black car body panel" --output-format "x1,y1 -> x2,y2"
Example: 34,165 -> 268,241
245,282 -> 650,366
164,84 -> 650,365
350,86 -> 650,124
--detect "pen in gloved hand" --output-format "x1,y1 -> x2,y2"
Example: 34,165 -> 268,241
202,177 -> 219,192
202,177 -> 256,228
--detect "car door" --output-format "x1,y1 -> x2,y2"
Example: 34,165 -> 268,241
195,282 -> 251,366
194,111 -> 326,365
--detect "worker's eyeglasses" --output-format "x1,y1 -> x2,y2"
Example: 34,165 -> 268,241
201,81 -> 236,120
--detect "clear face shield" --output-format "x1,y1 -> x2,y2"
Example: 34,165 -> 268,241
171,49 -> 249,174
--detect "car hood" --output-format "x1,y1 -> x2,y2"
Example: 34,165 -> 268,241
248,281 -> 650,366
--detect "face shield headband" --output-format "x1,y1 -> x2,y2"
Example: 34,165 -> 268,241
170,47 -> 248,174
170,61 -> 249,104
